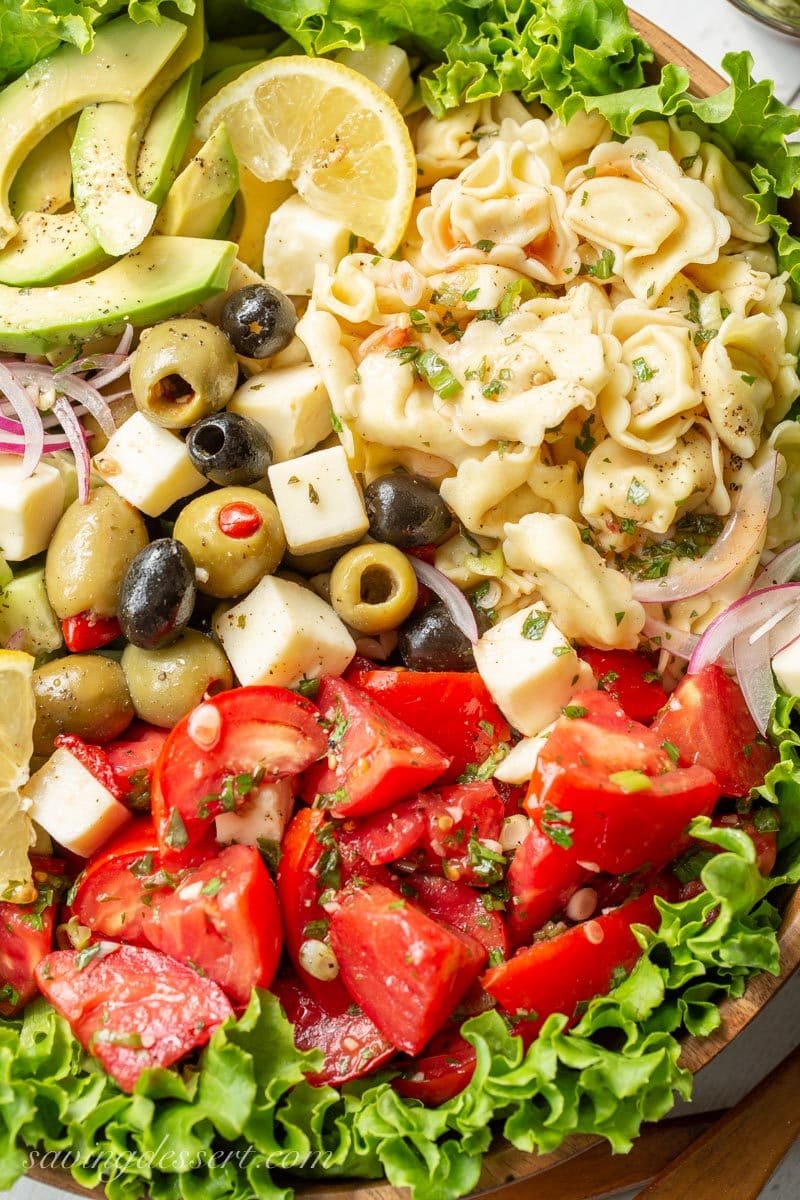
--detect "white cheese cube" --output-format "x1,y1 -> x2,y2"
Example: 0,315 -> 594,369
473,603 -> 595,737
214,574 -> 355,688
215,778 -> 293,846
773,639 -> 800,698
263,195 -> 353,297
22,746 -> 131,857
335,45 -> 414,109
0,456 -> 64,561
92,412 -> 205,517
494,731 -> 552,785
229,365 -> 332,462
268,445 -> 368,555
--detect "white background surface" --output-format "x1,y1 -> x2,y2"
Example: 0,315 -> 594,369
5,3 -> 800,1200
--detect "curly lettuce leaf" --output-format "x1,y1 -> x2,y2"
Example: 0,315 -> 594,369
0,0 -> 196,85
0,819 -> 788,1200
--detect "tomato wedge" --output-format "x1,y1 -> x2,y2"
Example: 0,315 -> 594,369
329,882 -> 486,1055
418,782 -> 505,887
104,723 -> 169,809
409,874 -> 508,961
69,817 -> 165,945
272,971 -> 396,1086
141,845 -> 282,1007
506,822 -> 590,948
482,888 -> 663,1039
344,667 -> 511,782
651,665 -> 777,797
153,686 -> 326,861
35,944 -> 233,1093
300,677 -> 450,818
392,1030 -> 476,1105
578,649 -> 667,724
337,804 -> 427,867
0,858 -> 62,1016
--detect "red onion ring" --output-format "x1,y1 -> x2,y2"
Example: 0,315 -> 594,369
632,455 -> 777,605
0,362 -> 43,478
752,542 -> 800,592
407,556 -> 479,644
732,628 -> 775,736
9,363 -> 116,439
642,615 -> 698,661
52,397 -> 91,504
688,582 -> 800,676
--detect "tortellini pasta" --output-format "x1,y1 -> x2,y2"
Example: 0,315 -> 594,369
441,445 -> 580,538
767,421 -> 800,549
414,94 -> 534,187
502,512 -> 645,649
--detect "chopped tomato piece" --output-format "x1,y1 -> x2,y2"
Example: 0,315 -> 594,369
104,723 -> 169,809
506,822 -> 590,948
337,803 -> 427,866
142,845 -> 282,1007
300,677 -> 450,818
392,1029 -> 476,1105
579,649 -> 667,724
69,818 -> 165,945
651,665 -> 777,797
344,668 -> 511,783
329,882 -> 486,1055
61,612 -> 122,653
272,971 -> 395,1086
0,859 -> 62,1016
534,691 -> 672,778
277,807 -> 353,1010
35,944 -> 233,1093
482,888 -> 663,1038
409,874 -> 508,961
153,686 -> 326,861
418,782 -> 506,887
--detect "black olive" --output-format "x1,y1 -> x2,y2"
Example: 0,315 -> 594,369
221,284 -> 297,359
364,474 -> 454,549
398,601 -> 477,671
186,412 -> 273,486
118,539 -> 197,651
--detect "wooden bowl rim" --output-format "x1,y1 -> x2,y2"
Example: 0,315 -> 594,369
28,9 -> 800,1200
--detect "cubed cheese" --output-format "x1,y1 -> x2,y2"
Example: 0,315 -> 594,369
92,412 -> 205,517
773,640 -> 800,698
494,731 -> 552,785
22,746 -> 131,856
263,195 -> 353,296
215,574 -> 355,687
0,456 -> 64,561
268,445 -> 368,555
229,365 -> 332,462
215,778 -> 293,846
473,603 -> 595,737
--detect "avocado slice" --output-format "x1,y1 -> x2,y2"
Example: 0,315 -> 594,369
0,13 -> 190,252
9,121 -> 75,218
0,236 -> 237,355
232,166 -> 294,273
0,567 -> 63,657
0,66 -> 202,289
71,1 -> 206,259
156,124 -> 240,238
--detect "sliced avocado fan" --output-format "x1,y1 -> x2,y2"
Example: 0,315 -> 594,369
156,124 -> 240,238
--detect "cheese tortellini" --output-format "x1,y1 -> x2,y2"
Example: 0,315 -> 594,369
295,95 -> 799,651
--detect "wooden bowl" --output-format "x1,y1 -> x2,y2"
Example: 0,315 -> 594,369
29,10 -> 800,1200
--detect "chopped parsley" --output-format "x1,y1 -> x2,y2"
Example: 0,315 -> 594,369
631,357 -> 656,382
661,739 -> 681,764
467,837 -> 507,885
540,804 -> 574,849
626,512 -> 724,580
521,609 -> 550,640
458,743 -> 510,783
330,409 -> 343,434
574,417 -> 596,455
164,808 -> 189,850
626,478 -> 650,507
579,248 -> 615,280
562,705 -> 588,719
474,239 -> 496,252
201,876 -> 224,898
314,787 -> 349,810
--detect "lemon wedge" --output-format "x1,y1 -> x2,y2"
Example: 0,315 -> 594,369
195,56 -> 417,257
0,650 -> 37,903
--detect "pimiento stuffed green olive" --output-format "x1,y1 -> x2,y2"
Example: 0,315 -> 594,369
173,487 -> 286,598
32,655 -> 134,756
330,543 -> 418,635
118,539 -> 197,651
364,474 -> 453,548
121,629 -> 233,729
398,601 -> 476,671
130,318 -> 239,429
221,284 -> 297,359
45,487 -> 149,620
186,411 -> 273,486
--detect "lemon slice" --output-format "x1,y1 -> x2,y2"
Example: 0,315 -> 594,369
196,56 -> 417,256
0,651 -> 36,903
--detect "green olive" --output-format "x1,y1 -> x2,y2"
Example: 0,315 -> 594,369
283,546 -> 351,576
82,393 -> 137,455
33,655 -> 134,756
173,486 -> 286,598
45,486 -> 149,619
330,543 -> 418,635
130,319 -> 239,429
121,629 -> 233,729
309,572 -> 332,604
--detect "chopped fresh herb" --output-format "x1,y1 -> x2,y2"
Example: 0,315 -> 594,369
540,804 -> 574,849
553,645 -> 572,657
201,876 -> 223,898
388,344 -> 421,365
662,740 -> 681,765
627,512 -> 724,580
326,705 -> 349,748
741,373 -> 757,386
679,153 -> 699,171
409,308 -> 431,331
579,248 -> 615,280
164,808 -> 189,850
315,787 -> 349,810
597,669 -> 620,690
129,853 -> 155,879
609,770 -> 652,793
257,837 -> 281,873
308,483 -> 320,505
620,517 -> 638,534
498,278 -> 535,319
482,882 -> 510,912
467,837 -> 507,885
330,409 -> 343,434
303,918 -> 330,939
416,349 -> 462,399
0,982 -> 20,1007
488,947 -> 505,967
474,239 -> 495,252
627,478 -> 650,507
614,612 -> 625,627
574,417 -> 596,455
294,677 -> 320,699
462,287 -> 480,302
481,377 -> 507,398
642,671 -> 661,683
458,743 -> 510,783
580,190 -> 589,206
584,166 -> 597,179
478,720 -> 495,738
522,610 -> 550,640
348,233 -> 358,253
75,942 -> 112,971
753,808 -> 780,833
631,356 -> 656,382
562,705 -> 588,719
386,900 -> 406,911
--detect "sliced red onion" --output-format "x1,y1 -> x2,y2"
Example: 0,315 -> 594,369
642,615 -> 698,661
631,455 -> 777,605
6,362 -> 116,439
752,541 -> 800,592
4,628 -> 26,650
0,361 -> 43,477
733,629 -> 776,737
53,396 -> 91,503
115,324 -> 134,357
407,556 -> 479,644
89,354 -> 133,391
688,583 -> 800,676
